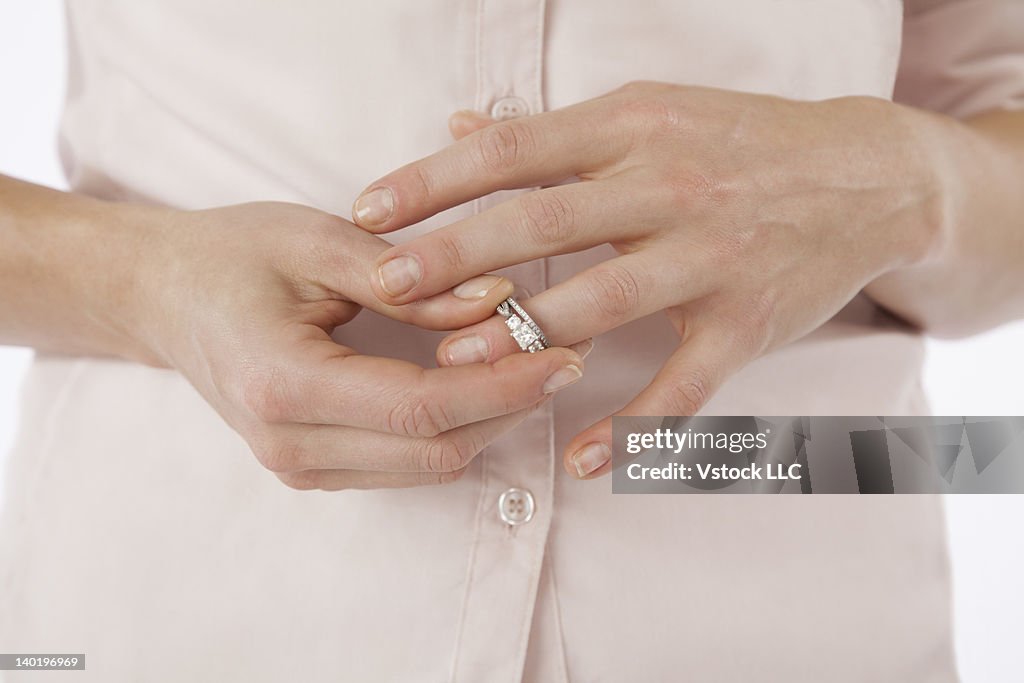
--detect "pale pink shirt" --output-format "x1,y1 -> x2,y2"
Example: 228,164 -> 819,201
2,1 -> 1023,681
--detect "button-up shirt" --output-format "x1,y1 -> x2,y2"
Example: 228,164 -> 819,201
1,1 -> 1022,681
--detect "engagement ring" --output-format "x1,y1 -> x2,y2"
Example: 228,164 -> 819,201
497,297 -> 549,353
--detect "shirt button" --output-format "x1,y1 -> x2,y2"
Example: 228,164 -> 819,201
498,488 -> 535,526
490,96 -> 530,121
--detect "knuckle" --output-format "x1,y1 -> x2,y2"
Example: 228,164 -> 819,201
615,80 -> 659,98
240,366 -> 292,423
644,99 -> 683,136
405,164 -> 434,204
476,122 -> 534,175
587,265 -> 644,321
285,208 -> 346,250
614,80 -> 663,104
300,213 -> 359,275
612,89 -> 680,135
617,80 -> 644,93
252,437 -> 302,474
434,232 -> 468,272
735,293 -> 776,354
423,436 -> 475,473
518,191 -> 578,247
666,367 -> 712,416
387,397 -> 455,438
276,471 -> 319,491
660,169 -> 736,212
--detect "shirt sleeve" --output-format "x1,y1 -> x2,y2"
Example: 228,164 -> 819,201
894,0 -> 1024,118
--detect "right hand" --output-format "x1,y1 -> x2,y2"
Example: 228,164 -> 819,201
131,201 -> 586,490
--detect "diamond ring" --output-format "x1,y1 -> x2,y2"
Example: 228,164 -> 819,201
497,297 -> 549,353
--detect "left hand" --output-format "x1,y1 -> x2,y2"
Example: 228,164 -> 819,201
350,81 -> 942,479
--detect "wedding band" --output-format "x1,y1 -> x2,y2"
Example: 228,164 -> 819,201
497,296 -> 549,353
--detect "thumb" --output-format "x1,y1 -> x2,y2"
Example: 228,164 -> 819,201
315,222 -> 517,331
448,110 -> 497,140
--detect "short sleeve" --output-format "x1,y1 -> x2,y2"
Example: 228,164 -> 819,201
894,0 -> 1024,118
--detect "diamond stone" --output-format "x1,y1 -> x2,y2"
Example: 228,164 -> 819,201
505,315 -> 522,330
511,325 -> 539,347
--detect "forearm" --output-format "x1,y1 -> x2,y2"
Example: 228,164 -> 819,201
865,108 -> 1024,337
0,174 -> 164,363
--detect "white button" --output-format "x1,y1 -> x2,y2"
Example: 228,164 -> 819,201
498,488 -> 535,526
490,96 -> 530,121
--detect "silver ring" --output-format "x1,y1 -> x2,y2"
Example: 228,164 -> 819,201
497,297 -> 549,353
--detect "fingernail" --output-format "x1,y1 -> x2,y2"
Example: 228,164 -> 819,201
568,339 -> 594,360
378,254 -> 422,297
354,187 -> 394,226
445,335 -> 489,365
453,275 -> 504,300
543,364 -> 583,394
572,443 -> 611,478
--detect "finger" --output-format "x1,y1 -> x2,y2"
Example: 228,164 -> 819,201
371,179 -> 649,304
562,326 -> 755,480
449,110 -> 496,140
251,339 -> 584,436
276,467 -> 469,491
437,252 -> 712,366
313,216 -> 516,330
254,399 -> 545,473
390,274 -> 516,329
351,97 -> 631,233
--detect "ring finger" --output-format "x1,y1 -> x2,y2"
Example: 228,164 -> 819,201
437,251 -> 713,365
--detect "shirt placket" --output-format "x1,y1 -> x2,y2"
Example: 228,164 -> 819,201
449,1 -> 553,681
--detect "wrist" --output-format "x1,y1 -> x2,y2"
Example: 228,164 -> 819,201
886,102 -> 964,271
74,198 -> 177,367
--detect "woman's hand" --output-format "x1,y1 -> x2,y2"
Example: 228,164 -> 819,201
351,82 -> 946,479
118,201 -> 587,490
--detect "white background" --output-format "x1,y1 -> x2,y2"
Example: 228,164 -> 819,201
1,2 -> 1022,680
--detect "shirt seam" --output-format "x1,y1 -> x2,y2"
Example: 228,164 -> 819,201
447,450 -> 491,682
533,0 -> 547,112
473,0 -> 485,111
510,428 -> 555,681
548,553 -> 571,683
